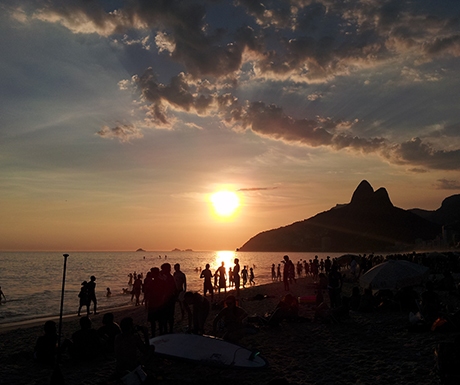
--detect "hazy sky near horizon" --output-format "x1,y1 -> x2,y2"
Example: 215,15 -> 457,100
1,0 -> 460,251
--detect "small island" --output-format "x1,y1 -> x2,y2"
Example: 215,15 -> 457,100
136,248 -> 146,252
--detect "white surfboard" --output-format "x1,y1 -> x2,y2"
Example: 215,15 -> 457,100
150,333 -> 267,368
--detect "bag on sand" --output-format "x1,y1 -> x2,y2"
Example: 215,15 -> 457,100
121,365 -> 147,385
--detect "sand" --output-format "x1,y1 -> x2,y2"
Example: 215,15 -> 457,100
0,275 -> 453,385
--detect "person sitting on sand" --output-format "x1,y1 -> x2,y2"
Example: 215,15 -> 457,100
62,316 -> 103,361
34,320 -> 58,365
98,313 -> 121,354
268,294 -> 300,327
114,317 -> 152,377
106,287 -> 112,297
183,291 -> 210,335
213,295 -> 248,342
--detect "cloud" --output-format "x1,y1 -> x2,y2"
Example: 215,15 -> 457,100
238,187 -> 278,191
96,124 -> 143,143
17,0 -> 460,84
387,137 -> 460,170
434,179 -> 460,190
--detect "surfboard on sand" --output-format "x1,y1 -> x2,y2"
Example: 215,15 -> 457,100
150,333 -> 268,369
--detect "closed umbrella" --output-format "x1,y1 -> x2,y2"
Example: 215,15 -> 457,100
359,260 -> 429,290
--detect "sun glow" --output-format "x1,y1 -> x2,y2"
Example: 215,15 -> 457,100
210,190 -> 240,218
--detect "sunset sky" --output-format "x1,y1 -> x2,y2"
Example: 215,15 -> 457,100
1,0 -> 460,252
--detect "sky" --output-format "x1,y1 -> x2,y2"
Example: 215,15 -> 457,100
1,0 -> 460,252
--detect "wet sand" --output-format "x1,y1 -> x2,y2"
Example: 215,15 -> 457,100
0,275 -> 453,385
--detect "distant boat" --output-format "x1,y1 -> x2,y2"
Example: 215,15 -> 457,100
136,248 -> 146,252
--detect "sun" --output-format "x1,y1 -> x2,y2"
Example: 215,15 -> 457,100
210,190 -> 240,217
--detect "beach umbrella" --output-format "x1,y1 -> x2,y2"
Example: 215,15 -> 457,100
359,260 -> 429,290
335,254 -> 360,266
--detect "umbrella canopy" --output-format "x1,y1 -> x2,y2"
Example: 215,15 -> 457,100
359,260 -> 429,290
335,254 -> 361,266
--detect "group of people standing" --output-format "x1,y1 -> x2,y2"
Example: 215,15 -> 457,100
199,258 -> 256,301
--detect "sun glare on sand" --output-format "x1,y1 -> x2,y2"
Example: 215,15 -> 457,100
210,190 -> 240,218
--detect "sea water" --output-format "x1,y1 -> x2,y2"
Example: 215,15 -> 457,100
0,250 -> 344,325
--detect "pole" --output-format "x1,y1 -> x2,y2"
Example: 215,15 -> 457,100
51,253 -> 68,385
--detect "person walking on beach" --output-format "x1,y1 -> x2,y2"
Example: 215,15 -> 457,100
87,275 -> 98,315
200,264 -> 214,301
249,267 -> 255,286
233,258 -> 241,297
77,281 -> 90,317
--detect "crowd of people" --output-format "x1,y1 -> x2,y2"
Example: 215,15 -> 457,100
31,250 -> 460,383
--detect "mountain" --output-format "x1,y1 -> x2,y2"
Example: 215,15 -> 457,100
238,180 -> 442,252
410,194 -> 460,225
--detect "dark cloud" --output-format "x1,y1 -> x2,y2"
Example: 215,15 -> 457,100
387,138 -> 460,171
96,124 -> 143,143
13,0 -> 460,171
434,179 -> 460,190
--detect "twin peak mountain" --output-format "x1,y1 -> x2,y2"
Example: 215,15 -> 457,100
238,180 -> 460,252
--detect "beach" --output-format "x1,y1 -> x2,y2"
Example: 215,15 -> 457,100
0,275 -> 453,385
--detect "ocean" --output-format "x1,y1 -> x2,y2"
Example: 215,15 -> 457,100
0,250 -> 345,326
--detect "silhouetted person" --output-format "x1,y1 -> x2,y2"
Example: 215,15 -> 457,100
213,295 -> 248,342
0,286 -> 6,303
34,320 -> 58,365
217,262 -> 227,293
114,317 -> 151,378
159,263 -> 176,334
282,255 -> 294,291
147,267 -> 162,337
183,291 -> 210,335
87,275 -> 98,315
327,265 -> 343,308
200,264 -> 214,301
98,313 -> 121,354
174,263 -> 187,319
78,281 -> 90,317
132,274 -> 143,306
234,258 -> 241,297
68,316 -> 103,361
